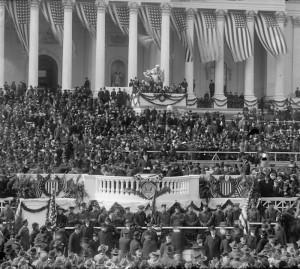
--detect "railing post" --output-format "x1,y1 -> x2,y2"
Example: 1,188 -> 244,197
125,180 -> 129,195
110,179 -> 114,193
120,180 -> 124,195
275,153 -> 277,162
116,180 -> 120,194
103,179 -> 107,193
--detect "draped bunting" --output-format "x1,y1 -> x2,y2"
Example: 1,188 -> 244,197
40,0 -> 64,45
171,8 -> 193,62
194,10 -> 220,63
225,12 -> 253,62
139,5 -> 161,49
255,13 -> 287,56
6,0 -> 30,54
108,2 -> 129,36
76,0 -> 97,39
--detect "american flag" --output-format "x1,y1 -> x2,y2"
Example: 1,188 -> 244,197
108,3 -> 129,36
47,189 -> 57,226
171,9 -> 193,62
194,10 -> 221,63
255,13 -> 287,56
41,0 -> 64,45
139,5 -> 161,49
225,12 -> 253,62
239,182 -> 254,235
6,0 -> 30,54
76,0 -> 97,38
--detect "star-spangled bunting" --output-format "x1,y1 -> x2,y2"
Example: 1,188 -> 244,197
108,3 -> 129,36
171,8 -> 193,62
76,0 -> 97,38
47,189 -> 57,226
194,10 -> 221,63
255,13 -> 287,56
225,12 -> 253,62
6,0 -> 30,54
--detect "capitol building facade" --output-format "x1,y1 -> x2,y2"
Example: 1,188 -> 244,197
1,0 -> 300,102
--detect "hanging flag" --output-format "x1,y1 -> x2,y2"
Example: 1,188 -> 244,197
76,0 -> 97,39
255,13 -> 287,56
194,10 -> 221,63
225,12 -> 253,62
139,5 -> 161,49
171,8 -> 193,62
41,0 -> 64,45
108,2 -> 129,36
47,189 -> 57,226
6,0 -> 30,54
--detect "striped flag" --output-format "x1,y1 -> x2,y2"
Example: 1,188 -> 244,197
225,12 -> 253,62
139,5 -> 161,49
41,0 -> 64,45
108,2 -> 129,36
6,0 -> 30,54
195,10 -> 221,63
76,0 -> 97,38
255,13 -> 287,56
47,189 -> 57,226
171,8 -> 193,62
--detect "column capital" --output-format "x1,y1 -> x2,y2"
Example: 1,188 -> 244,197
186,8 -> 196,20
95,0 -> 107,13
275,11 -> 286,24
29,0 -> 41,9
161,3 -> 172,16
128,2 -> 139,14
216,9 -> 227,21
62,0 -> 75,11
245,10 -> 257,22
292,16 -> 300,28
0,0 -> 7,8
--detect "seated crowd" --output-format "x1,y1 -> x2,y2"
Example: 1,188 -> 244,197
2,84 -> 300,177
0,195 -> 300,269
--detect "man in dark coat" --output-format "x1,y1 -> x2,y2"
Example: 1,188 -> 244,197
256,230 -> 268,253
119,229 -> 131,259
274,222 -> 287,246
225,204 -> 234,227
204,226 -> 221,260
220,230 -> 232,254
98,88 -> 104,103
142,234 -> 157,260
68,224 -> 82,255
98,223 -> 114,256
170,206 -> 185,226
130,231 -> 142,255
80,218 -> 94,241
134,205 -> 147,227
160,233 -> 176,258
56,207 -> 68,228
170,227 -> 185,254
258,175 -> 274,197
88,232 -> 100,257
29,223 -> 39,247
156,204 -> 170,227
103,87 -> 110,104
141,223 -> 158,245
184,206 -> 198,226
213,204 -> 225,226
246,227 -> 260,250
67,206 -> 78,226
198,205 -> 213,227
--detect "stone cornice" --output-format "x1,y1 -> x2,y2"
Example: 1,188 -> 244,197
186,8 -> 196,21
216,9 -> 227,21
245,10 -> 257,22
29,0 -> 41,9
292,16 -> 300,28
62,0 -> 75,11
0,0 -> 6,8
161,3 -> 172,16
128,1 -> 139,14
275,11 -> 286,24
95,0 -> 107,13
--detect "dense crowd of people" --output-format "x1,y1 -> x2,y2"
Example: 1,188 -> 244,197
0,196 -> 300,268
2,85 -> 300,178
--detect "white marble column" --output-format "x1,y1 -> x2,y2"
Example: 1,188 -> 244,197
185,8 -> 195,98
214,9 -> 227,108
292,17 -> 300,92
160,3 -> 171,87
244,10 -> 257,106
95,0 -> 106,93
127,2 -> 139,84
0,0 -> 6,88
274,11 -> 286,101
28,0 -> 40,88
62,0 -> 75,90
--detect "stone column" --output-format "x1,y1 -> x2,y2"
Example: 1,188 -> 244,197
292,17 -> 300,92
214,9 -> 227,108
28,0 -> 40,89
62,0 -> 75,90
160,3 -> 171,87
95,0 -> 106,93
274,11 -> 286,101
185,8 -> 195,98
127,2 -> 139,84
0,0 -> 6,88
244,10 -> 257,107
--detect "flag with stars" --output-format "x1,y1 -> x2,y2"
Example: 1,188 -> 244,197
255,13 -> 287,56
6,0 -> 30,54
47,188 -> 57,226
171,8 -> 193,62
76,0 -> 97,38
225,12 -> 253,62
139,5 -> 161,49
108,3 -> 129,36
195,10 -> 221,63
41,0 -> 64,45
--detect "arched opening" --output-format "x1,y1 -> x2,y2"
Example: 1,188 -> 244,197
38,55 -> 58,88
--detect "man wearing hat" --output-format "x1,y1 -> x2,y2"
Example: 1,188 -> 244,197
56,206 -> 68,228
134,205 -> 147,227
88,232 -> 99,257
274,221 -> 287,246
29,222 -> 39,247
156,204 -> 170,227
246,226 -> 260,250
232,203 -> 241,224
0,201 -> 14,224
240,245 -> 255,264
17,219 -> 30,251
121,219 -> 136,240
68,224 -> 82,255
130,231 -> 142,255
67,206 -> 78,226
89,202 -> 100,226
191,234 -> 209,258
141,223 -> 158,245
124,206 -> 135,225
160,245 -> 175,267
198,204 -> 213,227
111,208 -> 125,227
80,218 -> 94,241
259,175 -> 274,197
98,223 -> 114,256
256,230 -> 269,253
213,204 -> 225,226
248,202 -> 261,222
224,203 -> 234,227
204,226 -> 221,260
220,230 -> 233,254
78,202 -> 89,224
119,229 -> 131,259
264,201 -> 280,222
184,205 -> 198,227
159,233 -> 175,258
170,206 -> 185,227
